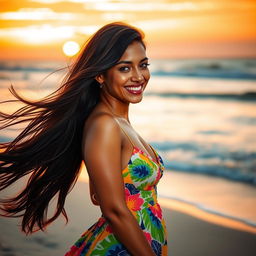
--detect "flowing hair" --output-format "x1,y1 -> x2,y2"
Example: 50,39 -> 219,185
0,22 -> 145,234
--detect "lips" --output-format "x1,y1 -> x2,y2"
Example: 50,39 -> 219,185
125,84 -> 144,95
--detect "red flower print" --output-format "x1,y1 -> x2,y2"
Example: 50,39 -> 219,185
144,231 -> 152,244
64,245 -> 77,255
125,188 -> 144,211
155,168 -> 161,182
150,203 -> 162,219
96,217 -> 105,228
106,224 -> 113,233
125,187 -> 131,197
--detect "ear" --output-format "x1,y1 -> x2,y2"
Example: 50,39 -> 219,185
95,74 -> 104,84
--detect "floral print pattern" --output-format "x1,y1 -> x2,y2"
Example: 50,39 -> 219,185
65,146 -> 168,256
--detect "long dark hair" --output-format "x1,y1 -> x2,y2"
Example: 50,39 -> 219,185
0,22 -> 145,234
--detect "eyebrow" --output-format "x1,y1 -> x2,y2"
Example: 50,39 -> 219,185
115,57 -> 148,65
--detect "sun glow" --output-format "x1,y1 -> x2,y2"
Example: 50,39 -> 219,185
63,41 -> 80,56
0,8 -> 75,20
0,0 -> 255,59
0,25 -> 75,44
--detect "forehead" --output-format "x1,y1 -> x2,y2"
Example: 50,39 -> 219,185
119,41 -> 146,61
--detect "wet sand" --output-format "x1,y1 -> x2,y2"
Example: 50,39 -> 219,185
0,178 -> 256,256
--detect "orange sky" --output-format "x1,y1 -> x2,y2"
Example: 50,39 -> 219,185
0,0 -> 256,60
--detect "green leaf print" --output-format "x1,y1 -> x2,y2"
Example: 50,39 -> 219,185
140,190 -> 153,199
141,208 -> 165,244
90,234 -> 127,256
122,170 -> 129,177
128,158 -> 153,183
134,209 -> 142,224
137,181 -> 149,190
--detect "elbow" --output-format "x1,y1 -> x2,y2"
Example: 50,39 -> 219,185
101,204 -> 129,223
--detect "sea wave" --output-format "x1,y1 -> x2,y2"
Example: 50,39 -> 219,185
151,141 -> 256,186
145,91 -> 256,101
150,58 -> 256,80
151,70 -> 256,80
1,58 -> 256,80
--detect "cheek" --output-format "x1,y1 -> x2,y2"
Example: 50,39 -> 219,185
112,73 -> 129,88
105,73 -> 128,94
144,70 -> 150,81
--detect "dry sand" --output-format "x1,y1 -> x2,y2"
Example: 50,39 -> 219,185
0,177 -> 256,256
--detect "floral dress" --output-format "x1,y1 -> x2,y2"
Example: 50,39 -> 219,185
65,145 -> 168,256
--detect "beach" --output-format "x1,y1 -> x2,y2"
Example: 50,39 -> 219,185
0,170 -> 255,256
0,58 -> 256,255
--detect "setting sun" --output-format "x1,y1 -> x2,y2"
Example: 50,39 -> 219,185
62,41 -> 80,57
0,0 -> 255,59
0,1 -> 256,255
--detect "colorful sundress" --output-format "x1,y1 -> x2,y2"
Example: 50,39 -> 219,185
65,130 -> 168,256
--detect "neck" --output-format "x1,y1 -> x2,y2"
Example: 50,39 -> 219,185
100,94 -> 130,121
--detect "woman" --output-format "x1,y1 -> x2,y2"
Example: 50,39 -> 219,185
0,22 -> 168,255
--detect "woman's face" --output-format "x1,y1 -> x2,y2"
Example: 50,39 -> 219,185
99,40 -> 150,104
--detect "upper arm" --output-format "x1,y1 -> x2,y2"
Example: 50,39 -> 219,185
82,114 -> 127,216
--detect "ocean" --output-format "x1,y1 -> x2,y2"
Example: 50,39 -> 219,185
0,58 -> 256,184
0,58 -> 256,233
136,58 -> 256,185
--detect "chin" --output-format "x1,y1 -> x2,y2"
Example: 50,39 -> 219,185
129,96 -> 143,104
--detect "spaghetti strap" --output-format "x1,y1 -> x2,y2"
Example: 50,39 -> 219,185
113,118 -> 136,148
65,117 -> 168,256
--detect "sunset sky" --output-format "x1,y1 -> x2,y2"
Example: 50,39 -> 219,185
0,0 -> 255,60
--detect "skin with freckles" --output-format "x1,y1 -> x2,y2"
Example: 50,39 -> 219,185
82,40 -> 157,255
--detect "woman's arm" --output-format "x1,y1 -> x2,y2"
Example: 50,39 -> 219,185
82,114 -> 155,256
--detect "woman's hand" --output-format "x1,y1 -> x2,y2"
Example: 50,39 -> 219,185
82,113 -> 155,256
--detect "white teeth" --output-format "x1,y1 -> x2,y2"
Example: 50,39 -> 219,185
126,85 -> 142,91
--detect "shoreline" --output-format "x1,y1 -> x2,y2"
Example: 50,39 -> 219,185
156,169 -> 256,231
159,196 -> 256,234
1,180 -> 256,255
79,167 -> 256,234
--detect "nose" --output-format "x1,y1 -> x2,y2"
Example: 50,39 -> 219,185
131,68 -> 143,82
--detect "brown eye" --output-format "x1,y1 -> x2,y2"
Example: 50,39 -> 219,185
141,63 -> 150,69
119,66 -> 130,72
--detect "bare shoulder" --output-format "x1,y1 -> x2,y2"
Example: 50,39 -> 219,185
84,111 -> 120,135
82,111 -> 121,150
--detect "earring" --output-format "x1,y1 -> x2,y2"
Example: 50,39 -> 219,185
99,83 -> 103,88
92,194 -> 97,201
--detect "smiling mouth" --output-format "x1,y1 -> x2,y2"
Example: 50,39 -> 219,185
125,85 -> 143,95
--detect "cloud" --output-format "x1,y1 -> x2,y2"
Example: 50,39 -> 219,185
29,0 -> 217,12
0,25 -> 75,44
134,19 -> 181,31
83,2 -> 215,12
0,24 -> 101,44
30,0 -> 109,3
0,8 -> 75,20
